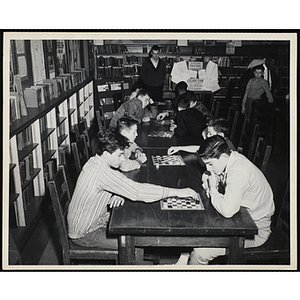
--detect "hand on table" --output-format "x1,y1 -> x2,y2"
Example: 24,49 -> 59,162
177,188 -> 200,201
169,123 -> 177,132
167,146 -> 180,155
108,195 -> 125,208
136,152 -> 147,164
156,112 -> 168,121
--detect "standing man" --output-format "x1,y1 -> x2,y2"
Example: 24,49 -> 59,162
140,45 -> 166,102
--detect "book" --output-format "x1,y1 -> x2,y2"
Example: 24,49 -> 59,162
9,94 -> 21,123
30,85 -> 46,104
43,79 -> 59,98
45,158 -> 56,180
24,87 -> 42,108
36,83 -> 51,102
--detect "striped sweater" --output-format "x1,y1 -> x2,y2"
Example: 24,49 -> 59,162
67,154 -> 169,239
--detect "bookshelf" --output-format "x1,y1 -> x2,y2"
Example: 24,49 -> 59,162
95,78 -> 133,127
9,76 -> 95,248
93,41 -> 290,107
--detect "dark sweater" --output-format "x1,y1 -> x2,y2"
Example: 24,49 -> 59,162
174,107 -> 206,145
140,58 -> 166,87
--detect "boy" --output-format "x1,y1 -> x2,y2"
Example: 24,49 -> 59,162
183,135 -> 275,265
167,118 -> 235,156
109,89 -> 153,128
67,128 -> 198,253
117,117 -> 147,172
242,64 -> 274,121
170,91 -> 207,145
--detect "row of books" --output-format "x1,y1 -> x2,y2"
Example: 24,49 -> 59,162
19,153 -> 34,187
97,80 -> 129,93
22,181 -> 35,210
58,122 -> 66,139
98,55 -> 177,68
44,158 -> 57,182
10,92 -> 27,124
23,69 -> 87,109
219,67 -> 247,76
16,125 -> 33,152
97,66 -> 123,78
96,44 -> 128,54
203,56 -> 231,67
97,56 -> 123,67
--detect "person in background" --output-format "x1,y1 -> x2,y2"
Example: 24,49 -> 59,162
117,117 -> 147,172
156,81 -> 188,121
167,118 -> 235,156
109,88 -> 153,128
177,135 -> 275,265
67,128 -> 199,260
169,91 -> 208,145
242,64 -> 274,121
140,45 -> 166,102
263,56 -> 280,98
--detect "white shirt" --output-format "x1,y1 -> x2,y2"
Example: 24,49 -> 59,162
210,151 -> 275,229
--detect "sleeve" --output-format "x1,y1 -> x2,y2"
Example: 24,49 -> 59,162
98,167 -> 170,202
262,81 -> 274,103
119,158 -> 142,172
210,169 -> 249,218
242,80 -> 251,104
126,100 -> 142,121
174,111 -> 188,136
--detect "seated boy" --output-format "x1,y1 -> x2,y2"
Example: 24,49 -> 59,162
167,118 -> 235,156
178,135 -> 275,265
109,89 -> 154,128
170,91 -> 207,145
67,128 -> 199,258
117,117 -> 147,172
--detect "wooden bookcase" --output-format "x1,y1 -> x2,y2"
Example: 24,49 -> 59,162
9,77 -> 95,248
95,78 -> 133,127
93,41 -> 290,107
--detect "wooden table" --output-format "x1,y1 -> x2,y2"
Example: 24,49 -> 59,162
109,149 -> 258,265
135,119 -> 178,149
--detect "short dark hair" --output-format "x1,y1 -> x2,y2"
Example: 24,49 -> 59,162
176,81 -> 188,93
136,88 -> 150,98
252,64 -> 265,72
149,45 -> 160,57
96,128 -> 129,156
177,91 -> 197,109
207,118 -> 230,137
197,135 -> 230,160
117,117 -> 139,133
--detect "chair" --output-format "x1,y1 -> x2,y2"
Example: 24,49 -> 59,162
237,120 -> 259,159
211,100 -> 230,119
96,106 -> 106,132
198,91 -> 213,113
249,100 -> 275,144
252,137 -> 272,174
230,110 -> 245,150
71,135 -> 89,176
243,179 -> 290,264
226,107 -> 237,139
74,119 -> 91,156
48,165 -> 118,265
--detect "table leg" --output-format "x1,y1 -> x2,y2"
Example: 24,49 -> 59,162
118,235 -> 135,265
228,236 -> 245,264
